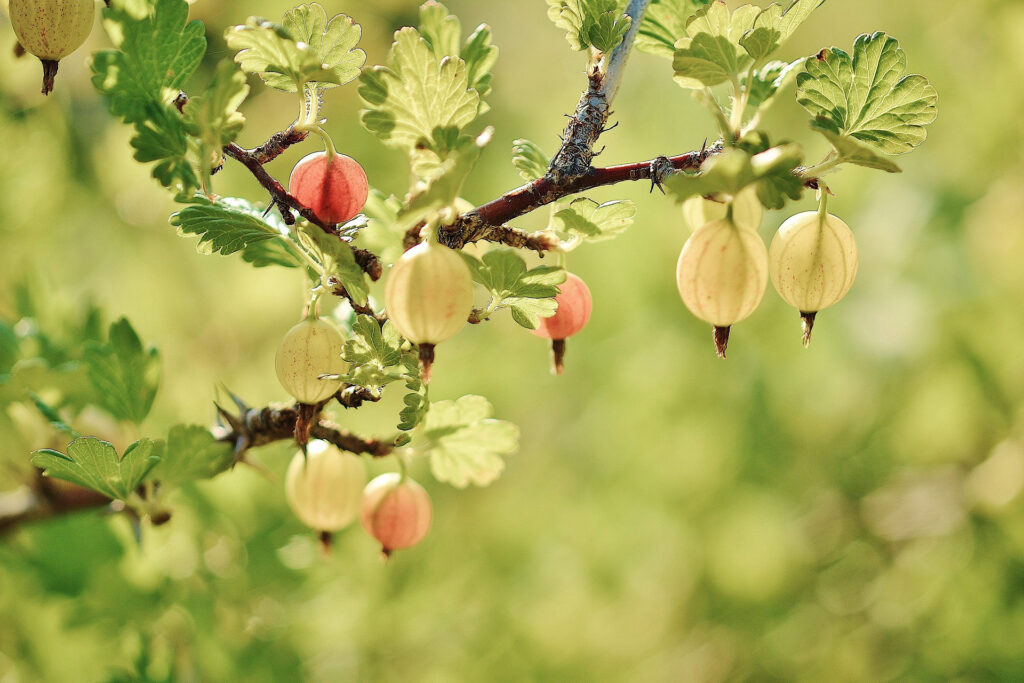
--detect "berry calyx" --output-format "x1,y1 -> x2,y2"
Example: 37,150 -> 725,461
384,240 -> 475,382
275,317 -> 348,404
676,217 -> 769,357
682,186 -> 763,233
531,272 -> 593,374
285,440 -> 367,536
9,0 -> 95,95
360,473 -> 432,557
769,210 -> 858,347
288,152 -> 369,224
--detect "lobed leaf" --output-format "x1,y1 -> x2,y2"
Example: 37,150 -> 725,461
33,437 -> 161,502
739,0 -> 825,62
151,425 -> 234,488
281,4 -> 365,90
635,0 -> 713,58
170,198 -> 303,269
663,145 -> 804,210
552,198 -> 636,242
423,396 -> 519,488
511,139 -> 550,181
672,2 -> 759,89
83,319 -> 160,425
796,32 -> 937,158
461,249 -> 565,329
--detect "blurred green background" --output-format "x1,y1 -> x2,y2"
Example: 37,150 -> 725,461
2,0 -> 1024,680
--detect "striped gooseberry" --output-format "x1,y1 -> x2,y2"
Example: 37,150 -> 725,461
285,440 -> 366,535
360,473 -> 432,557
530,272 -> 592,374
769,210 -> 858,346
676,217 -> 768,357
9,0 -> 95,94
275,317 -> 347,404
288,152 -> 369,225
384,240 -> 474,382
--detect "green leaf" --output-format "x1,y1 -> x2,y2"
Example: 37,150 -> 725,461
635,0 -> 713,58
423,395 -> 519,488
32,437 -> 161,501
810,119 -> 902,172
170,197 -> 303,269
358,190 -> 406,264
398,390 -> 429,432
92,0 -> 207,194
281,4 -> 365,90
359,12 -> 488,173
796,32 -> 937,156
462,249 -> 566,328
0,359 -> 94,409
739,0 -> 825,62
83,319 -> 161,425
296,224 -> 370,306
342,316 -> 409,389
552,198 -> 636,242
672,2 -> 759,89
742,58 -> 805,110
512,139 -> 549,181
182,60 -> 249,170
396,129 -> 492,232
664,145 -> 803,210
28,394 -> 79,439
226,18 -> 340,93
151,424 -> 234,488
546,0 -> 630,53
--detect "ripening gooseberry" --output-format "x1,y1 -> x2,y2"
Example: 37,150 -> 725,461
275,317 -> 348,404
682,186 -> 763,233
285,440 -> 367,533
531,272 -> 592,374
288,152 -> 369,224
769,210 -> 858,347
9,0 -> 95,95
676,218 -> 768,357
360,473 -> 432,557
385,240 -> 474,382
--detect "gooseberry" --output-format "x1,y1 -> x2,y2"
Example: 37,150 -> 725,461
682,186 -> 763,233
288,152 -> 369,224
769,210 -> 858,346
384,240 -> 475,382
9,0 -> 95,95
676,218 -> 768,357
285,440 -> 366,533
360,473 -> 432,557
531,272 -> 593,374
275,317 -> 347,404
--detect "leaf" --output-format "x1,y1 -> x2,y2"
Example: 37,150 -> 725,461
396,129 -> 492,232
151,424 -> 234,488
170,197 -> 303,269
398,390 -> 429,432
28,394 -> 79,439
359,12 -> 488,172
739,0 -> 825,62
546,0 -> 630,53
181,61 -> 249,179
92,0 -> 207,194
552,198 -> 636,242
663,145 -> 803,210
342,316 -> 408,389
796,32 -> 938,156
296,224 -> 370,306
281,4 -> 365,90
810,119 -> 902,172
512,139 -> 549,181
742,58 -> 805,110
358,190 -> 406,264
462,249 -> 566,328
83,319 -> 161,425
672,2 -> 759,89
635,0 -> 713,58
225,17 -> 341,93
423,395 -> 519,488
32,437 -> 161,501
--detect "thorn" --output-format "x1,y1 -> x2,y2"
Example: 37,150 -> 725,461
602,121 -> 619,133
699,138 -> 708,159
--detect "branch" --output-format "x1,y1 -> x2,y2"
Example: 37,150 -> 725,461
435,149 -> 712,249
547,0 -> 652,184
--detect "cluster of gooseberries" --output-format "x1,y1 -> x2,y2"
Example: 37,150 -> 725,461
678,187 -> 858,356
8,0 -> 95,94
286,440 -> 432,556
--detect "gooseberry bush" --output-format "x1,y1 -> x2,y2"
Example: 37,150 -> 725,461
0,0 -> 936,554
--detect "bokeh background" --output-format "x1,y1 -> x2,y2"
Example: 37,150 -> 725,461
2,0 -> 1024,680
